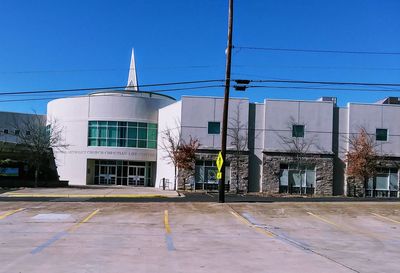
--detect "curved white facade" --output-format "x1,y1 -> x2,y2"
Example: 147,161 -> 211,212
47,91 -> 175,186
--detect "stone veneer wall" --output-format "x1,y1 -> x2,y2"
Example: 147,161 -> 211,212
177,150 -> 249,193
262,153 -> 334,195
346,157 -> 400,197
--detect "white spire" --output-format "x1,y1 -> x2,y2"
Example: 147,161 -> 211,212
126,48 -> 138,91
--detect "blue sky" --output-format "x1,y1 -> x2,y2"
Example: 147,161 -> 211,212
0,0 -> 399,113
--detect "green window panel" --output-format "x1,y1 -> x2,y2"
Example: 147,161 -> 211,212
108,127 -> 117,138
99,127 -> 107,138
118,127 -> 127,139
147,141 -> 157,149
376,128 -> 388,141
99,139 -> 107,146
88,127 -> 97,138
128,122 -> 138,127
208,122 -> 220,134
88,121 -> 158,149
128,139 -> 137,147
107,139 -> 117,147
138,128 -> 147,140
128,127 -> 137,139
118,139 -> 126,147
88,139 -> 97,146
138,140 -> 147,148
148,129 -> 157,141
292,125 -> 305,138
148,123 -> 157,129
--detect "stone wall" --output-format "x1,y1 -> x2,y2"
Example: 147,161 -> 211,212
262,153 -> 334,195
177,150 -> 249,193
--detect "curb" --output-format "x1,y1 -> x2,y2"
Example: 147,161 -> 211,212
2,193 -> 174,198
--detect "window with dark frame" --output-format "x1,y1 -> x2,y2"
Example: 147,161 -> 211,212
366,168 -> 398,198
376,128 -> 388,141
292,125 -> 304,138
87,121 -> 157,148
208,122 -> 220,134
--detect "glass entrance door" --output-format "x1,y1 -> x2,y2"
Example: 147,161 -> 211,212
128,166 -> 146,186
93,160 -> 151,186
99,165 -> 116,185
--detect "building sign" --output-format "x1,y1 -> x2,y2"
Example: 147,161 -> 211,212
54,149 -> 156,161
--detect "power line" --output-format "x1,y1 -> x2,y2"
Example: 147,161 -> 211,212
233,64 -> 400,72
3,78 -> 400,99
234,46 -> 400,56
0,79 -> 224,96
5,83 -> 400,104
0,85 -> 225,103
247,85 -> 400,93
249,79 -> 400,87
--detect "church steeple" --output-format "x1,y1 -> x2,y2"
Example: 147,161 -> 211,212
126,48 -> 139,91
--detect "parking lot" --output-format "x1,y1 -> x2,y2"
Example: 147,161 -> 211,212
0,201 -> 399,273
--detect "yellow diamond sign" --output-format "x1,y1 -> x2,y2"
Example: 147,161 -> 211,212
216,151 -> 223,172
217,172 -> 222,180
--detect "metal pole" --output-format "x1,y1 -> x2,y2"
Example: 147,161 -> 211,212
219,0 -> 234,203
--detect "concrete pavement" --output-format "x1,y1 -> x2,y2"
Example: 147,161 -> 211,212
1,201 -> 399,272
0,186 -> 180,198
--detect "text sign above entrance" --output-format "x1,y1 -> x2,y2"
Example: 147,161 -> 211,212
216,151 -> 223,172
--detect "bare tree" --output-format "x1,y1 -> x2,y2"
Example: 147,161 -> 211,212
12,114 -> 67,187
160,123 -> 200,190
176,137 -> 200,189
345,127 -> 378,197
160,125 -> 181,190
278,118 -> 317,194
227,103 -> 248,193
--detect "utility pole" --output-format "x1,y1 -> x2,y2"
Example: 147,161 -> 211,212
219,0 -> 234,203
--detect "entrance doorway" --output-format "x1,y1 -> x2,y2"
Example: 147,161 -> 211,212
98,165 -> 116,185
92,160 -> 153,186
128,166 -> 146,186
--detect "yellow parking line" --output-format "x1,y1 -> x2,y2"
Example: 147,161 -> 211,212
307,211 -> 384,240
371,213 -> 400,225
230,211 -> 274,238
0,208 -> 24,220
68,209 -> 100,233
164,210 -> 171,234
307,212 -> 342,229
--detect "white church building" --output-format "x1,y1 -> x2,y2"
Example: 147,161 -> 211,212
1,50 -> 400,197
